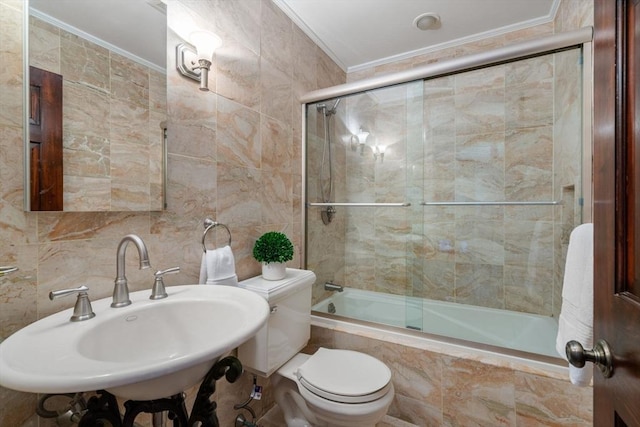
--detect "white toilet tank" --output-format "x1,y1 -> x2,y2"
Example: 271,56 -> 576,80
238,269 -> 315,377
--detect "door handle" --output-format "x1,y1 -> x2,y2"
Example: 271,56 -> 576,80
566,339 -> 614,378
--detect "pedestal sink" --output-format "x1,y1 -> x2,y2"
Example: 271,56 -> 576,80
0,285 -> 270,401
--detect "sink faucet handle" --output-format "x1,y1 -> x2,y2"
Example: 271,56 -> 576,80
150,267 -> 180,300
49,285 -> 96,322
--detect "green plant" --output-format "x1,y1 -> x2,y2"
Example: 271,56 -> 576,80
253,231 -> 294,264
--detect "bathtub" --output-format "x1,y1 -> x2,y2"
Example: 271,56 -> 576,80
312,288 -> 560,358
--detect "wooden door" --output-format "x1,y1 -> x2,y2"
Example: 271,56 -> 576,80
593,0 -> 640,425
29,66 -> 63,211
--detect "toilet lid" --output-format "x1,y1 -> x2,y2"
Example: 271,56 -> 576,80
296,348 -> 392,404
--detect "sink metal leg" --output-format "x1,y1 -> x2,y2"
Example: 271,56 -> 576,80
78,390 -> 122,427
188,356 -> 243,427
76,357 -> 244,427
122,395 -> 189,427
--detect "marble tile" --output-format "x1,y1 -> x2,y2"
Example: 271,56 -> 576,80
455,263 -> 504,308
260,169 -> 293,225
515,372 -> 592,426
418,259 -> 455,301
261,113 -> 292,173
454,132 -> 505,202
213,0 -> 261,55
28,16 -> 60,73
37,212 -> 146,243
505,23 -> 554,44
505,126 -> 553,201
215,39 -> 260,110
506,55 -> 553,87
442,356 -> 516,426
454,87 -> 505,137
60,30 -> 110,91
111,179 -> 151,211
455,220 -> 504,265
63,176 -> 111,211
260,0 -> 292,75
149,68 -> 167,113
110,98 -> 151,146
110,53 -> 150,108
216,97 -> 261,168
317,48 -> 346,89
0,124 -> 26,206
504,264 -> 553,315
260,58 -> 293,127
216,163 -> 262,227
509,84 -> 553,128
504,220 -> 554,267
165,153 -> 216,217
0,386 -> 36,427
453,35 -> 505,57
456,66 -> 505,91
63,81 -> 111,178
0,246 -> 37,338
110,141 -> 150,182
292,25 -> 317,94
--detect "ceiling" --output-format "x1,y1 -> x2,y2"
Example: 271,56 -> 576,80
273,0 -> 558,72
29,0 -> 558,74
30,0 -> 166,71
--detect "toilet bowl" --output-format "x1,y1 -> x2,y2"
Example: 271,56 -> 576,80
273,349 -> 394,427
238,269 -> 394,427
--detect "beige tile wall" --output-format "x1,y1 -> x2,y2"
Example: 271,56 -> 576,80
308,324 -> 593,426
0,0 -> 344,425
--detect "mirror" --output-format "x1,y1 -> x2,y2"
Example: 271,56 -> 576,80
25,0 -> 167,211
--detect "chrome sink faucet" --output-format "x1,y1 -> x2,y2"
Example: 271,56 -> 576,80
112,234 -> 151,308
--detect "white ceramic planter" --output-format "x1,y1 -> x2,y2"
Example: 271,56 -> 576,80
262,262 -> 286,280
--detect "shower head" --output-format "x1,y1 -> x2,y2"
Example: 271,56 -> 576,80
329,98 -> 341,114
316,98 -> 342,116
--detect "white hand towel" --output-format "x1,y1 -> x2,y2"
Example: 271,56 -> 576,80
555,223 -> 593,386
198,245 -> 238,286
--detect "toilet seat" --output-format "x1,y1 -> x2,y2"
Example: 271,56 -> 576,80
295,348 -> 392,404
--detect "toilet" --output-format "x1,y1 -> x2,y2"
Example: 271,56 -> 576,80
238,269 -> 394,427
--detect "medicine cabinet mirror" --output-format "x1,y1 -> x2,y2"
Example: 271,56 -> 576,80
25,0 -> 167,211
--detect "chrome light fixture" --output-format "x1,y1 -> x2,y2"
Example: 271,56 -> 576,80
350,127 -> 370,155
176,30 -> 222,91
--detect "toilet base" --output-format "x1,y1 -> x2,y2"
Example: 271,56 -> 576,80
272,372 -> 394,427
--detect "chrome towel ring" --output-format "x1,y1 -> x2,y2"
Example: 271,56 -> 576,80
201,218 -> 232,252
0,266 -> 18,277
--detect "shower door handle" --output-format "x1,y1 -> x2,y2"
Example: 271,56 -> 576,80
565,339 -> 614,378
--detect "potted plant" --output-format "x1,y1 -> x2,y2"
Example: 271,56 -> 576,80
253,231 -> 294,280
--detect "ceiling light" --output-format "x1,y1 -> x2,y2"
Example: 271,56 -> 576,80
413,13 -> 440,31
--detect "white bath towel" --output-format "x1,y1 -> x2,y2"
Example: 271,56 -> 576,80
555,223 -> 593,386
198,245 -> 238,286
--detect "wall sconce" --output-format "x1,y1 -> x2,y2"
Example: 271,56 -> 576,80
176,30 -> 222,91
373,145 -> 386,162
349,127 -> 370,155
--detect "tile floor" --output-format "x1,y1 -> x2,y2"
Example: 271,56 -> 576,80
257,404 -> 417,427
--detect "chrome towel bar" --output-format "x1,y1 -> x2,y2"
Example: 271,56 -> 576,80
420,201 -> 562,206
307,202 -> 411,207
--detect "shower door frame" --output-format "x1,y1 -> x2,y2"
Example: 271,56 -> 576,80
301,28 -> 595,347
302,26 -> 594,260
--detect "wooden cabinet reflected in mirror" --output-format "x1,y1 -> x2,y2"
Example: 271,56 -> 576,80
29,66 -> 63,210
26,0 -> 167,212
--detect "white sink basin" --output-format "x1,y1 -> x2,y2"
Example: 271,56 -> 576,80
0,285 -> 269,400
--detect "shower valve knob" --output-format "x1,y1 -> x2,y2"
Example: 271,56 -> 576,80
565,339 -> 614,378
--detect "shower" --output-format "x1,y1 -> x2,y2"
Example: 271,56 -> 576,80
316,98 -> 341,225
303,28 -> 592,358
